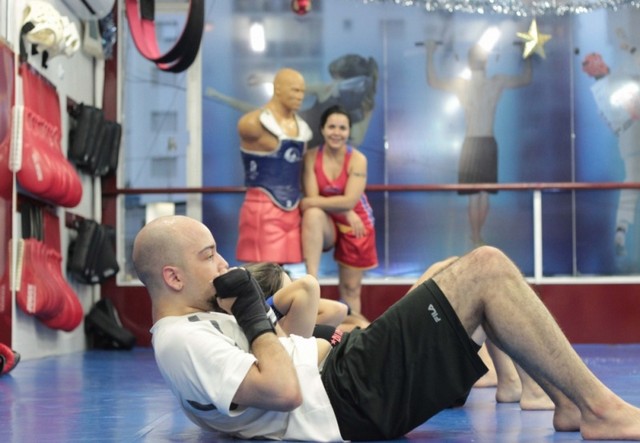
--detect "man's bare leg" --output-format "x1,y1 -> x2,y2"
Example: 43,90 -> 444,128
432,246 -> 640,440
408,256 -> 459,292
515,364 -> 555,410
517,369 -> 580,430
471,330 -> 553,408
473,342 -> 498,388
484,338 -> 554,409
485,339 -> 522,402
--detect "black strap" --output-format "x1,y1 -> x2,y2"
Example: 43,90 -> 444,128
80,0 -> 97,15
124,0 -> 204,73
19,22 -> 35,63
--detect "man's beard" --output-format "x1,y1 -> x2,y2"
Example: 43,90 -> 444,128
207,296 -> 224,313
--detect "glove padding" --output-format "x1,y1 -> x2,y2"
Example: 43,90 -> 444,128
215,267 -> 278,323
213,268 -> 275,344
0,343 -> 20,375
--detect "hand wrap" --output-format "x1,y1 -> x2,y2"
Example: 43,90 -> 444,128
313,324 -> 344,347
213,268 -> 276,344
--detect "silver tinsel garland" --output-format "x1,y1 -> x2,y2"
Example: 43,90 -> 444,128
359,0 -> 640,16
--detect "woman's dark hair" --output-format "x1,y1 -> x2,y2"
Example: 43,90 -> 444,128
244,262 -> 286,297
319,104 -> 352,132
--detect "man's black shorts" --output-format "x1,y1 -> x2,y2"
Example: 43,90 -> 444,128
458,136 -> 498,195
321,279 -> 488,441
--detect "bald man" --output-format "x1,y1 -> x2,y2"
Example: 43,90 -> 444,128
236,68 -> 313,264
132,215 -> 640,441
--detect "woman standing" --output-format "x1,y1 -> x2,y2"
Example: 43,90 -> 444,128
301,105 -> 377,319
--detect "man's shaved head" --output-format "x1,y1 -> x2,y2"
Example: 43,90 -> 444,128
132,215 -> 202,291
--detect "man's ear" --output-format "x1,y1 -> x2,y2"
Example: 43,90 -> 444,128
162,265 -> 184,291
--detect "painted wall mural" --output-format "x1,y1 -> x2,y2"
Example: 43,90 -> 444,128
197,1 -> 640,277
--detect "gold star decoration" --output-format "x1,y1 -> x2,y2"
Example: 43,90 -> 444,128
517,19 -> 552,59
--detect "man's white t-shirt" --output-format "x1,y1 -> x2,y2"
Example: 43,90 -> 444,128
150,312 -> 343,442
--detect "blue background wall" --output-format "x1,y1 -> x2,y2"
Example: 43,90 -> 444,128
198,1 -> 640,278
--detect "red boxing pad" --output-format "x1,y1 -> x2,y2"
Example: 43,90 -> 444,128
16,107 -> 56,196
39,247 -> 83,331
16,63 -> 82,207
16,239 -> 56,317
0,138 -> 11,199
0,342 -> 20,375
0,43 -> 15,199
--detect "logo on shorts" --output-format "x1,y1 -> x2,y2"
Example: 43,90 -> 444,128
428,304 -> 441,323
330,328 -> 344,346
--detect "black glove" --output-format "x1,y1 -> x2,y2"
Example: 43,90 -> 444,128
215,267 -> 278,323
213,268 -> 276,344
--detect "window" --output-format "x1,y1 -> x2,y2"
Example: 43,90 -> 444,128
150,156 -> 177,178
151,111 -> 178,132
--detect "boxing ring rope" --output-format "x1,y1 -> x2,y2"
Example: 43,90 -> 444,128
108,182 -> 640,284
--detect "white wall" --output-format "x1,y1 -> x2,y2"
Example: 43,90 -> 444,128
2,0 -> 104,359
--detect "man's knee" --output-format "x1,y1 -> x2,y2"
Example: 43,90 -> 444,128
430,256 -> 459,273
470,245 -> 508,264
469,246 -> 520,281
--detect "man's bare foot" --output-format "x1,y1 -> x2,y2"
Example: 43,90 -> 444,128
474,370 -> 498,388
519,376 -> 554,410
495,375 -> 522,403
520,389 -> 555,410
553,402 -> 581,432
579,396 -> 640,440
474,343 -> 497,388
